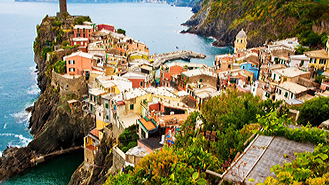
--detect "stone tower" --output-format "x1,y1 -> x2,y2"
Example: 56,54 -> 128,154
59,0 -> 67,14
234,29 -> 247,53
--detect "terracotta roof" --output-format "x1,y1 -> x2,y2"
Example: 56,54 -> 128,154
86,145 -> 96,151
90,128 -> 99,139
139,118 -> 156,131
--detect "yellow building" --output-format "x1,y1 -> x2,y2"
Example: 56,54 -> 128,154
234,29 -> 247,53
305,50 -> 329,71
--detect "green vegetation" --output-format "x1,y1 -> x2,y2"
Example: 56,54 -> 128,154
297,96 -> 329,127
53,60 -> 66,74
117,28 -> 126,35
207,0 -> 329,47
118,125 -> 138,153
315,75 -> 326,84
105,89 -> 285,184
258,111 -> 328,144
74,16 -> 91,25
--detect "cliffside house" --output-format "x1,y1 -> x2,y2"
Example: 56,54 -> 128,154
176,68 -> 217,91
270,67 -> 311,84
305,50 -> 329,72
121,72 -> 153,88
275,81 -> 308,101
71,37 -> 89,52
214,54 -> 234,72
84,128 -> 102,165
64,51 -> 98,76
96,24 -> 114,32
288,54 -> 310,68
73,25 -> 93,40
240,61 -> 259,81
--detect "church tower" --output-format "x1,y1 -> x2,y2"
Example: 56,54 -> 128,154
234,29 -> 247,53
59,0 -> 67,15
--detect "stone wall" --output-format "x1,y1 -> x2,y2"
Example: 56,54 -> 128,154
51,71 -> 88,96
112,145 -> 125,172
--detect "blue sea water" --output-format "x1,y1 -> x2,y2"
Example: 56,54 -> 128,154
0,0 -> 232,183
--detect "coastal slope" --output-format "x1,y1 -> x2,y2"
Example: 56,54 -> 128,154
183,0 -> 329,47
0,15 -> 94,181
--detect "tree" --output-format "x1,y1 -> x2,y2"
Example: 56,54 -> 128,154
53,60 -> 66,74
315,75 -> 326,84
297,96 -> 329,127
117,28 -> 126,35
201,89 -> 264,131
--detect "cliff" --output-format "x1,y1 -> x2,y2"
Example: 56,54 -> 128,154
183,0 -> 329,47
0,14 -> 94,181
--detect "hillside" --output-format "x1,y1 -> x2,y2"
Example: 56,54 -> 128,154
183,0 -> 329,47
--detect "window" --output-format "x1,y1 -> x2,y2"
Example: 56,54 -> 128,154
105,103 -> 108,109
99,113 -> 101,116
130,104 -> 134,110
69,60 -> 75,65
69,68 -> 75,72
199,79 -> 202,82
242,66 -> 245,69
274,74 -> 276,80
266,92 -> 270,98
83,28 -> 85,33
106,115 -> 109,120
284,92 -> 288,98
291,93 -> 294,99
277,89 -> 282,95
310,58 -> 315,63
83,34 -> 85,38
228,64 -> 231,69
140,81 -> 143,87
90,95 -> 92,101
77,28 -> 79,33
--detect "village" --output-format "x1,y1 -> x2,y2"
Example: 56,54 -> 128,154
46,17 -> 329,183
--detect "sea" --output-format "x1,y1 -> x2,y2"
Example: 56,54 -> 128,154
0,0 -> 232,184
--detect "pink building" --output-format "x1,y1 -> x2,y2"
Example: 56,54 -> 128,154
97,24 -> 114,32
121,72 -> 152,88
73,25 -> 93,40
63,51 -> 96,75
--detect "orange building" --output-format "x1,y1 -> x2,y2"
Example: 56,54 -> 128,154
64,51 -> 97,75
73,25 -> 93,40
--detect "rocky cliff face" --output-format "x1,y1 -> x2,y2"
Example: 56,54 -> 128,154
0,14 -> 94,181
183,0 -> 329,47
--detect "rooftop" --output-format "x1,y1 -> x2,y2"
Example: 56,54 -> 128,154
273,67 -> 310,78
224,136 -> 314,184
182,68 -> 217,78
74,25 -> 93,29
163,61 -> 207,68
144,87 -> 177,98
64,51 -> 94,60
89,88 -> 106,96
125,146 -> 149,158
278,81 -> 308,94
305,50 -> 329,59
236,29 -> 247,39
138,137 -> 163,151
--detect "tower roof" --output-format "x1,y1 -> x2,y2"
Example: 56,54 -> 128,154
236,29 -> 247,39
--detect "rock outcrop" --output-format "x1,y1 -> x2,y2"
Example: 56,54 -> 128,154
182,0 -> 329,48
0,14 -> 94,181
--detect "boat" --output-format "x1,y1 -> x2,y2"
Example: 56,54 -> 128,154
180,56 -> 190,62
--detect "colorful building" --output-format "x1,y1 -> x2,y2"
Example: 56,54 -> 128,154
234,29 -> 247,53
97,24 -> 114,32
64,51 -> 97,75
73,25 -> 93,40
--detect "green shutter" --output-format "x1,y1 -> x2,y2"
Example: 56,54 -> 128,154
105,103 -> 108,109
130,104 -> 134,110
